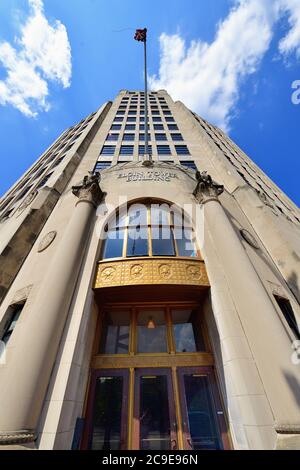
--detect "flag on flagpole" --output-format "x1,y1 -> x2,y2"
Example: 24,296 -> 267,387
134,28 -> 147,42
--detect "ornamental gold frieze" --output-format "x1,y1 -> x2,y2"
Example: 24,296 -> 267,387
92,352 -> 214,369
94,257 -> 209,289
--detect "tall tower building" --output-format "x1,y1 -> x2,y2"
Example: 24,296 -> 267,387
0,90 -> 299,450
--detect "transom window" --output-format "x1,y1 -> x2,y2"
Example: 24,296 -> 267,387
102,202 -> 199,260
99,306 -> 207,355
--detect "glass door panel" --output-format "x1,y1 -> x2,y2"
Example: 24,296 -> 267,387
83,369 -> 129,450
178,367 -> 229,450
133,368 -> 177,450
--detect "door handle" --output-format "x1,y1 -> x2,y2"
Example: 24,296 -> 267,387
171,438 -> 177,450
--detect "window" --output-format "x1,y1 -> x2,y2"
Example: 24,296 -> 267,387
111,124 -> 121,131
98,306 -> 207,356
153,116 -> 162,122
120,145 -> 134,156
155,133 -> 167,141
101,145 -> 116,156
139,145 -> 152,155
125,124 -> 136,130
154,124 -> 164,130
151,110 -> 160,115
168,124 -> 178,131
116,110 -> 125,115
114,117 -> 123,122
137,310 -> 167,353
163,110 -> 172,115
157,145 -> 171,155
99,310 -> 130,354
102,202 -> 199,260
171,134 -> 184,141
127,117 -> 136,122
106,133 -> 119,141
128,111 -> 136,116
118,106 -> 127,110
51,156 -> 65,169
123,134 -> 135,141
180,161 -> 197,171
171,309 -> 206,352
94,162 -> 111,172
274,296 -> 300,339
1,304 -> 24,346
139,134 -> 151,141
176,145 -> 190,155
165,117 -> 175,122
37,172 -> 53,189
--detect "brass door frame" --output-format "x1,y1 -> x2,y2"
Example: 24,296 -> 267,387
82,301 -> 230,450
132,368 -> 178,450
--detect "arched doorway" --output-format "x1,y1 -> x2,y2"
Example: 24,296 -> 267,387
81,200 -> 231,450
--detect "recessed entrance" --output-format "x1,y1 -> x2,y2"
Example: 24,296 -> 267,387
81,302 -> 231,450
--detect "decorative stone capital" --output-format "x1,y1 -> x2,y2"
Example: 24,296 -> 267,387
72,172 -> 105,208
193,170 -> 224,205
0,430 -> 36,445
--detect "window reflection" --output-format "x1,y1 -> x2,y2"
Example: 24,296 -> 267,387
140,375 -> 171,450
127,227 -> 148,257
91,376 -> 123,450
151,226 -> 175,256
99,311 -> 130,354
101,202 -> 199,260
172,309 -> 206,352
183,375 -> 222,449
137,310 -> 167,353
174,228 -> 197,257
102,229 -> 125,259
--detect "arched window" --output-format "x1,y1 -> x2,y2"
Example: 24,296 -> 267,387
102,201 -> 199,260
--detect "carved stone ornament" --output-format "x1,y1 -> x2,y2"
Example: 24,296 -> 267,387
0,430 -> 37,445
16,190 -> 38,215
72,172 -> 105,207
38,231 -> 57,253
193,171 -> 224,204
240,229 -> 259,250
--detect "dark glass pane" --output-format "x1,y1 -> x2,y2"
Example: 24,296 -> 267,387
127,227 -> 148,257
137,310 -> 167,353
102,229 -> 124,259
174,228 -> 197,257
274,296 -> 300,339
172,309 -> 206,352
150,204 -> 170,225
128,204 -> 148,226
91,376 -> 123,450
140,375 -> 171,450
184,375 -> 222,450
99,311 -> 130,354
151,227 -> 175,256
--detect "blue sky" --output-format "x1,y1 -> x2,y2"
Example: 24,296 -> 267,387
0,0 -> 300,205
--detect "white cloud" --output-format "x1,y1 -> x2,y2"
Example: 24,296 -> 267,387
278,0 -> 300,58
150,0 -> 300,130
0,0 -> 71,117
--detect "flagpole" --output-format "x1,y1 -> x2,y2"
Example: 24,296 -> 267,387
143,33 -> 151,162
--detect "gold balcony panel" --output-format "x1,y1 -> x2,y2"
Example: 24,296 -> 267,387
94,257 -> 209,289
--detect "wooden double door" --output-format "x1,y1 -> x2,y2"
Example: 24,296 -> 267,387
82,366 -> 230,450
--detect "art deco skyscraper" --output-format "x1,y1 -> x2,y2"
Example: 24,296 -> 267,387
0,90 -> 299,450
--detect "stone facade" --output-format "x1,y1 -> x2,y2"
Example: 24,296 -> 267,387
0,90 -> 299,450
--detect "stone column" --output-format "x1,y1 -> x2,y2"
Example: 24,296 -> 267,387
0,173 -> 105,446
194,171 -> 300,448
